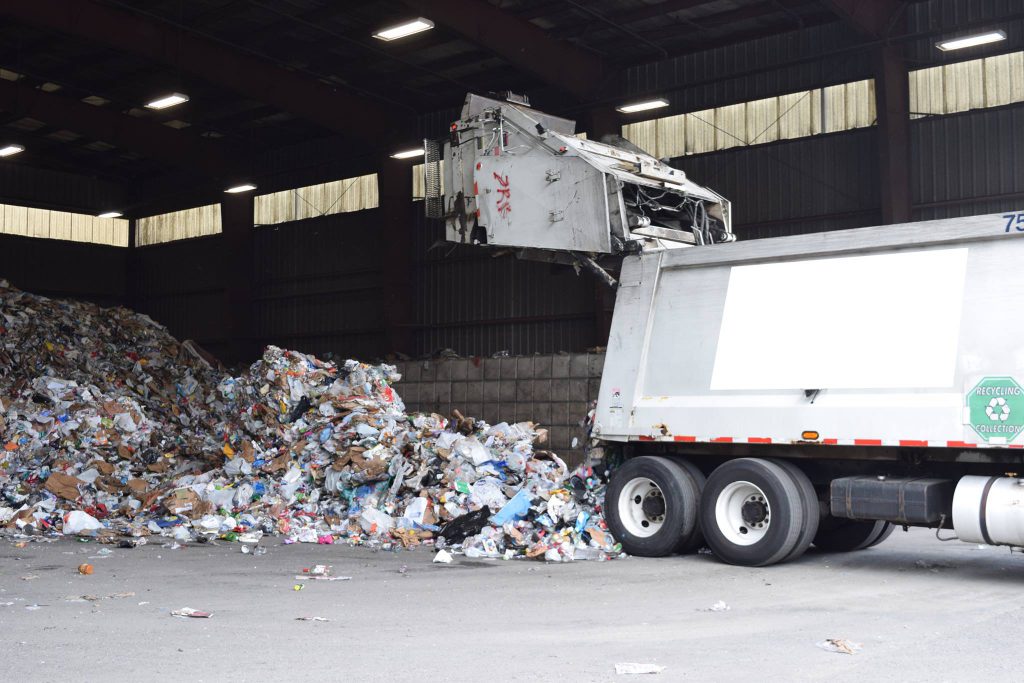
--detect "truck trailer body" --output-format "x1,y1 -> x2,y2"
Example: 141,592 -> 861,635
430,93 -> 1024,567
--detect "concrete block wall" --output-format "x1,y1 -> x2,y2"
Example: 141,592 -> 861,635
393,353 -> 605,466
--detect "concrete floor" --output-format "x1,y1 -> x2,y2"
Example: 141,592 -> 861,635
1,528 -> 1022,682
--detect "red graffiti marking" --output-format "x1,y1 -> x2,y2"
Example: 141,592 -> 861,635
494,172 -> 511,217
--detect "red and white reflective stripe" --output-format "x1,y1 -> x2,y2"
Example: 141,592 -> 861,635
628,435 -> 1008,449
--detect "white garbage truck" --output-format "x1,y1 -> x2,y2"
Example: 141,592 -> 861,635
425,93 -> 1024,566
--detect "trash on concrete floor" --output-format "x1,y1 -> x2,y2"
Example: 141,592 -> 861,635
615,663 -> 667,675
172,607 -> 212,618
700,600 -> 730,612
0,281 -> 617,561
816,638 -> 862,655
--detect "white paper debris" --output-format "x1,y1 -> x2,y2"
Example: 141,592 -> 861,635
615,663 -> 666,675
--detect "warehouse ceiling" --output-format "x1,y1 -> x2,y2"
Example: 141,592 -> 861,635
0,0 -> 837,190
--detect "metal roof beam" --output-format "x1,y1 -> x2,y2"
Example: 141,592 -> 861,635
0,77 -> 235,178
400,0 -> 606,100
0,0 -> 410,142
820,0 -> 906,38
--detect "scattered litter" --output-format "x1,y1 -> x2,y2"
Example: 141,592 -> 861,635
398,564 -> 408,574
78,563 -> 94,575
914,559 -> 954,570
64,591 -> 135,603
700,600 -> 730,612
21,575 -> 38,581
292,584 -> 304,591
24,604 -> 45,611
0,282 -> 616,561
295,616 -> 330,622
171,607 -> 212,618
816,639 -> 862,655
433,549 -> 453,564
294,575 -> 351,582
615,663 -> 666,675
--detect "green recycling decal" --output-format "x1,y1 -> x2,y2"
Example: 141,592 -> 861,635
966,376 -> 1024,443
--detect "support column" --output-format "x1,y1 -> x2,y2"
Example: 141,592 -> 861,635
379,157 -> 415,357
875,44 -> 912,224
221,192 -> 258,365
126,218 -> 138,310
584,107 -> 622,348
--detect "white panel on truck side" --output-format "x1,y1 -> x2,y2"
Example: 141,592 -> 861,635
710,248 -> 969,390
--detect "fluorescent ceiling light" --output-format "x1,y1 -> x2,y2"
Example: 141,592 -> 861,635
145,92 -> 189,110
225,183 -> 257,193
373,18 -> 434,41
0,144 -> 24,157
616,98 -> 670,114
390,148 -> 425,159
97,211 -> 123,219
936,30 -> 1006,51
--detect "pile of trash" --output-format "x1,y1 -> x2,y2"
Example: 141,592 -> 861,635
0,280 -> 617,561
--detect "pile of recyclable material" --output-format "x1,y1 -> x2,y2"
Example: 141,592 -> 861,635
0,281 -> 617,560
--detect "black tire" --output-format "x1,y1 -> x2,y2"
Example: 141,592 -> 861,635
769,459 -> 820,562
700,458 -> 804,567
673,459 -> 706,554
813,519 -> 890,552
605,456 -> 700,557
867,522 -> 895,548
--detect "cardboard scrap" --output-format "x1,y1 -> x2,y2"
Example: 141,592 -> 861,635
45,472 -> 84,500
164,488 -> 199,515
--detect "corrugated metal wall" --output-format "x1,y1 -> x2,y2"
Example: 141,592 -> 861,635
678,127 -> 881,239
913,104 -> 1024,220
620,22 -> 873,115
0,233 -> 126,306
133,211 -> 390,363
0,163 -> 124,214
253,211 -> 387,361
133,235 -> 229,358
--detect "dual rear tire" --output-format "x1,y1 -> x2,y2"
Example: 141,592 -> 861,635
604,456 -> 703,558
606,456 -> 820,566
700,458 -> 818,567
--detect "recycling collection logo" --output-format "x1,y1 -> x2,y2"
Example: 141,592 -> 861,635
967,377 -> 1024,443
986,397 -> 1011,422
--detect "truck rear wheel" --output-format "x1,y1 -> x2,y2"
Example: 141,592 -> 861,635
813,519 -> 890,552
700,458 -> 804,567
770,459 -> 820,563
605,456 -> 701,557
673,459 -> 706,554
868,522 -> 895,547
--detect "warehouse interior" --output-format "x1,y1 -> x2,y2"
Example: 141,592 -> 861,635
4,2 -> 1024,679
1,0 -> 1021,367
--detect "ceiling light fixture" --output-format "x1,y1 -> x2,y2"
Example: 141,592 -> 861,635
390,148 -> 425,159
0,144 -> 24,157
373,18 -> 434,41
225,183 -> 257,194
936,30 -> 1006,51
97,211 -> 123,219
616,98 -> 670,114
145,92 -> 190,110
